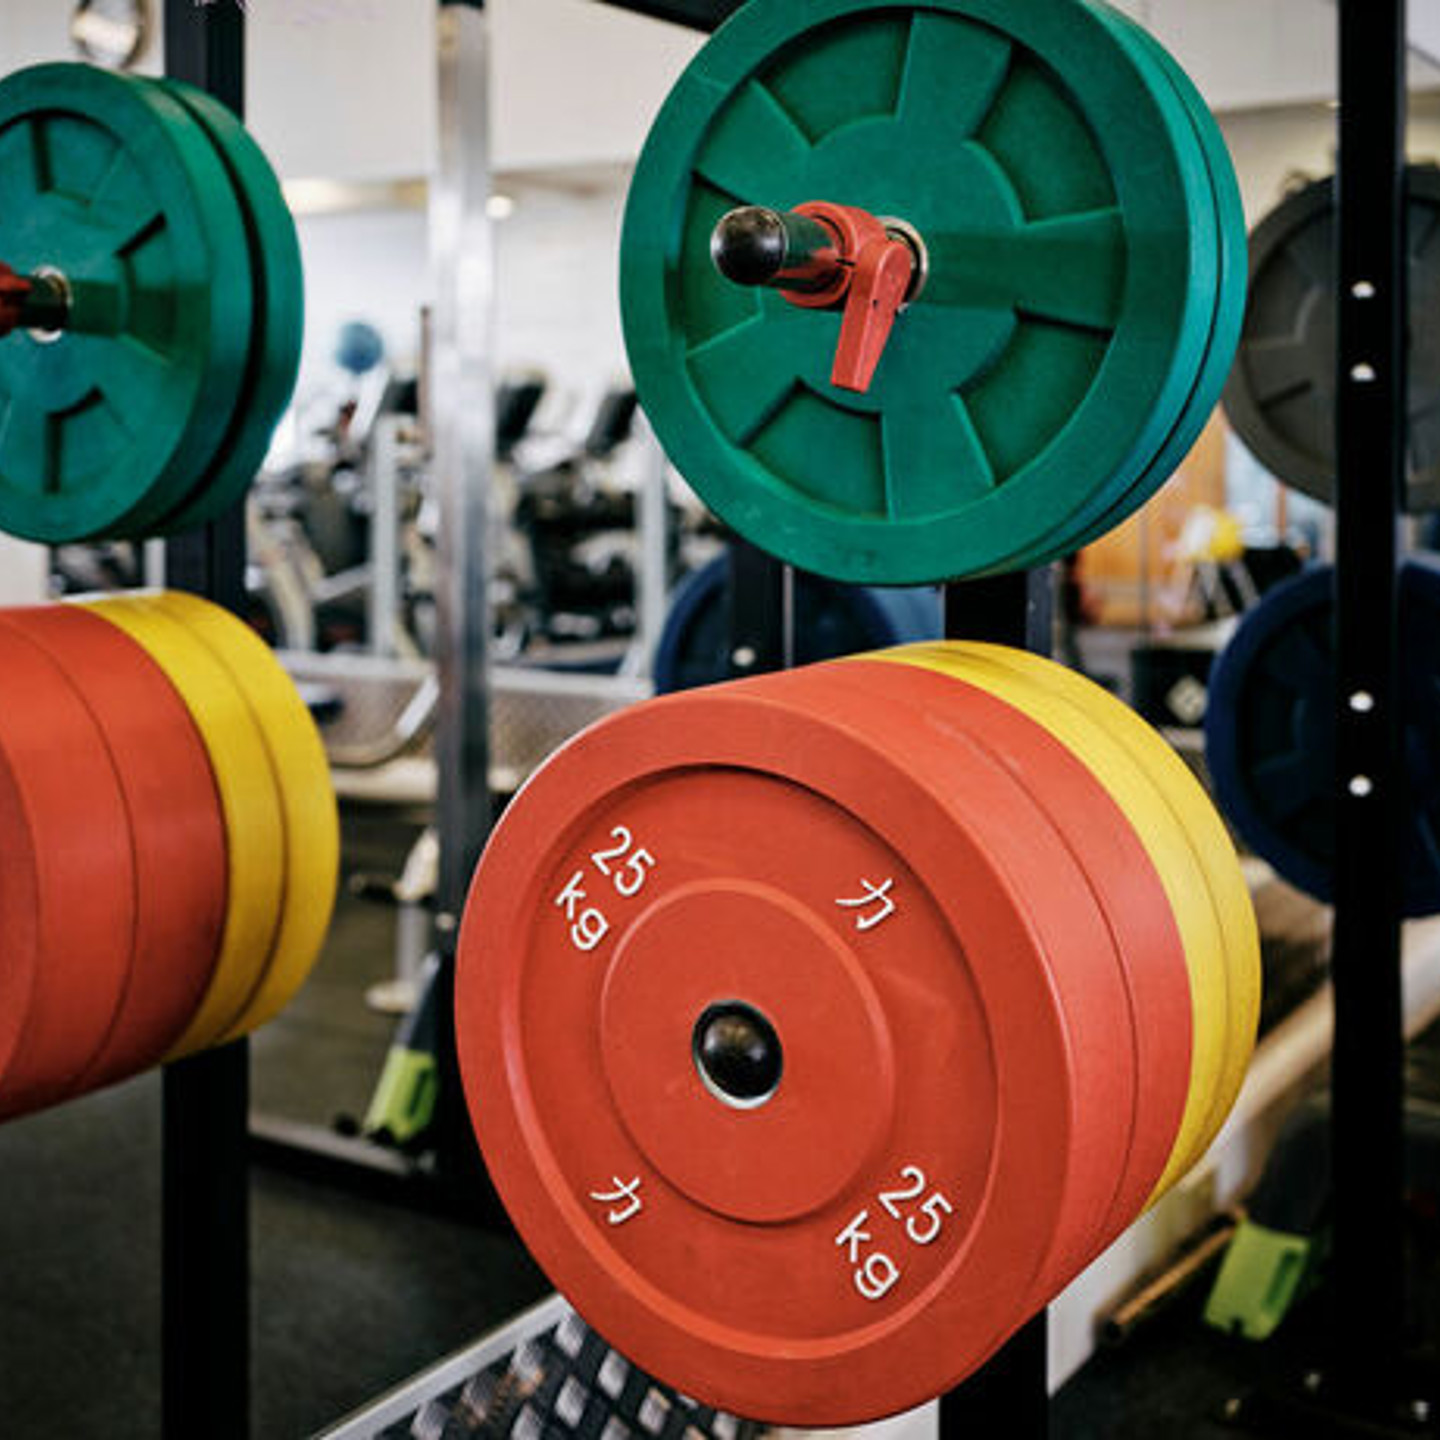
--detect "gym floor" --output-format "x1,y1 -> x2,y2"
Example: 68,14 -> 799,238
0,798 -> 1340,1439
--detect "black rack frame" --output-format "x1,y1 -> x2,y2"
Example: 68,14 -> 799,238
160,6 -> 250,1440
1328,0 -> 1408,1402
137,1 -> 1422,1437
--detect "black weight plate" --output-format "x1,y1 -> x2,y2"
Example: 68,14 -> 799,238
1205,557 -> 1440,917
654,552 -> 940,692
1222,167 -> 1440,512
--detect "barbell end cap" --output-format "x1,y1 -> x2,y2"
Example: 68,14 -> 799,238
711,206 -> 790,287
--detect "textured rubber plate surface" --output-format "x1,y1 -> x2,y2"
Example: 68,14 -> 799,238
942,643 -> 1262,1162
1,605 -> 227,1089
459,674 -> 1127,1423
1206,560 -> 1440,917
1223,168 -> 1440,512
146,79 -> 304,535
0,64 -> 251,541
152,591 -> 338,1043
622,0 -> 1218,582
836,656 -> 1191,1258
0,624 -> 134,1118
82,593 -> 285,1054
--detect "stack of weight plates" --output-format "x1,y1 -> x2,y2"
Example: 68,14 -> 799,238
620,0 -> 1247,584
653,552 -> 940,692
0,592 -> 336,1121
0,63 -> 301,544
454,643 -> 1260,1425
1223,168 -> 1440,513
1206,558 -> 1440,916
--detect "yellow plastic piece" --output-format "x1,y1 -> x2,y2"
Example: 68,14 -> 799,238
152,591 -> 339,1041
875,642 -> 1258,1199
81,594 -> 284,1054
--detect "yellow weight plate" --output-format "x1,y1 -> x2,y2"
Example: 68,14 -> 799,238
950,644 -> 1260,1147
916,644 -> 1259,1161
872,643 -> 1240,1199
152,591 -> 338,1041
80,594 -> 285,1055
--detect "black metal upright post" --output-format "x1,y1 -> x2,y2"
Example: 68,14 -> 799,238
728,540 -> 792,676
1330,0 -> 1409,1410
938,568 -> 1054,1440
161,5 -> 250,1439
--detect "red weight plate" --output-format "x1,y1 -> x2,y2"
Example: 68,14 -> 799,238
0,625 -> 134,1119
751,662 -> 1150,1316
0,607 -> 228,1089
821,661 -> 1192,1274
0,738 -> 40,1092
457,679 -> 1110,1425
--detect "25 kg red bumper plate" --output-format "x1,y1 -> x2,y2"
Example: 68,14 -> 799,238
458,678 -> 1115,1424
0,731 -> 40,1096
819,660 -> 1192,1276
0,605 -> 227,1090
0,624 -> 134,1118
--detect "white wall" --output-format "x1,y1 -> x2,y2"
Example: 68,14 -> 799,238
0,538 -> 48,606
1220,91 -> 1440,223
292,175 -> 632,438
0,0 -> 160,75
246,0 -> 701,183
247,0 -> 436,184
489,0 -> 702,171
7,0 -> 1439,185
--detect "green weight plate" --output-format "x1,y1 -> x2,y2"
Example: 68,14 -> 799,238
621,0 -> 1217,585
1007,1 -> 1229,568
1030,3 -> 1246,564
142,79 -> 303,536
0,63 -> 252,542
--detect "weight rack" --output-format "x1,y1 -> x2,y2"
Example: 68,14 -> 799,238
115,0 -> 1426,1437
158,5 -> 250,1440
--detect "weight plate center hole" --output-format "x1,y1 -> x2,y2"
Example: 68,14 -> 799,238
692,1000 -> 783,1110
27,268 -> 71,345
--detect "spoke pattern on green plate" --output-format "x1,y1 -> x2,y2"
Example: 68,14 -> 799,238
881,396 -> 995,520
927,207 -> 1125,332
693,81 -> 812,207
896,12 -> 1012,137
0,399 -> 47,493
1246,335 -> 1315,407
22,115 -> 51,193
0,118 -> 47,212
88,152 -> 163,251
102,336 -> 172,418
688,313 -> 802,445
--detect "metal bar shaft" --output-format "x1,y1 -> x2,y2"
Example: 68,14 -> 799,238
160,6 -> 251,1437
1330,0 -> 1409,1399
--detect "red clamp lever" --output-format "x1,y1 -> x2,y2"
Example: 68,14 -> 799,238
710,201 -> 920,394
829,227 -> 916,393
0,263 -> 34,340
